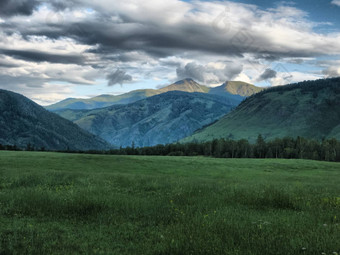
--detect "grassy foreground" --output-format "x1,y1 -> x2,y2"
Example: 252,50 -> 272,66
0,151 -> 339,255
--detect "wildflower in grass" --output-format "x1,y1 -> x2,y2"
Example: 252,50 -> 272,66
302,247 -> 307,251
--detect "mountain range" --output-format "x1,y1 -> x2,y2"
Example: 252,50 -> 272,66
0,89 -> 109,151
183,77 -> 340,143
3,78 -> 340,150
46,79 -> 262,111
1,79 -> 262,150
55,91 -> 237,147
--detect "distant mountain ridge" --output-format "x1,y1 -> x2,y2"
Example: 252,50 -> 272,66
46,79 -> 263,111
210,81 -> 264,97
55,91 -> 236,147
0,89 -> 110,151
182,77 -> 340,143
158,78 -> 210,93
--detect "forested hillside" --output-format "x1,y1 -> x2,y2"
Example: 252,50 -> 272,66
0,89 -> 109,151
55,91 -> 235,147
184,78 -> 340,142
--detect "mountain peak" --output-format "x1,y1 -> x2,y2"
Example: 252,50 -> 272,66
159,79 -> 210,93
174,78 -> 196,85
222,81 -> 264,97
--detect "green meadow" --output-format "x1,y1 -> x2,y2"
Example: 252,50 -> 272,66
0,151 -> 339,254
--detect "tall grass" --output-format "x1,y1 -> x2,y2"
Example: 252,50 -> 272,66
0,151 -> 339,254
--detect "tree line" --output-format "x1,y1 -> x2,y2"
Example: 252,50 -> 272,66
109,135 -> 340,162
239,77 -> 340,109
1,135 -> 340,162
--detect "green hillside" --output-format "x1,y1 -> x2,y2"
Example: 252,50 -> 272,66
0,89 -> 109,151
158,78 -> 210,93
183,77 -> 340,143
46,79 -> 261,111
56,91 -> 235,147
209,81 -> 264,97
1,151 -> 339,254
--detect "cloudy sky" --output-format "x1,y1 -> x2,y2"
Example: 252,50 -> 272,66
0,0 -> 340,105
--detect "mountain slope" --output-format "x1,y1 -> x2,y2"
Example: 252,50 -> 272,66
55,91 -> 235,147
209,81 -> 264,97
158,78 -> 210,93
47,79 -> 262,111
183,78 -> 340,143
0,89 -> 109,150
46,89 -> 159,111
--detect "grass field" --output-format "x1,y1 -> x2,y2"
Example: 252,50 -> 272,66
0,151 -> 339,254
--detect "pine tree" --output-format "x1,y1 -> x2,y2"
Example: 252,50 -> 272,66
255,134 -> 266,158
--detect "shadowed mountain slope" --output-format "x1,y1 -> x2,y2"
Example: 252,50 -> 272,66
55,91 -> 236,147
0,89 -> 110,150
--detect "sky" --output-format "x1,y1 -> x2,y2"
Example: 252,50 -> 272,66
0,0 -> 340,105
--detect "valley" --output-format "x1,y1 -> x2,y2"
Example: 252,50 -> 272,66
1,1 -> 339,254
1,151 -> 339,254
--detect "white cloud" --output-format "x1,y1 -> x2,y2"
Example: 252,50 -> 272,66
29,83 -> 73,105
233,73 -> 252,84
176,61 -> 243,85
322,66 -> 340,78
331,0 -> 340,7
269,71 -> 323,86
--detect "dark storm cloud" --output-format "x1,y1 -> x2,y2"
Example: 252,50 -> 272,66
2,1 -> 337,66
73,22 -> 247,58
176,63 -> 206,83
254,54 -> 280,61
0,49 -> 86,64
107,70 -> 132,86
0,58 -> 18,68
11,22 -> 178,61
0,0 -> 40,17
256,68 -> 277,82
0,8 -> 269,60
0,0 -> 78,17
48,0 -> 78,11
12,17 -> 333,65
0,63 -> 17,68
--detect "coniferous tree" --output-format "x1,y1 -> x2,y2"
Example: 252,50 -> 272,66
255,134 -> 266,158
